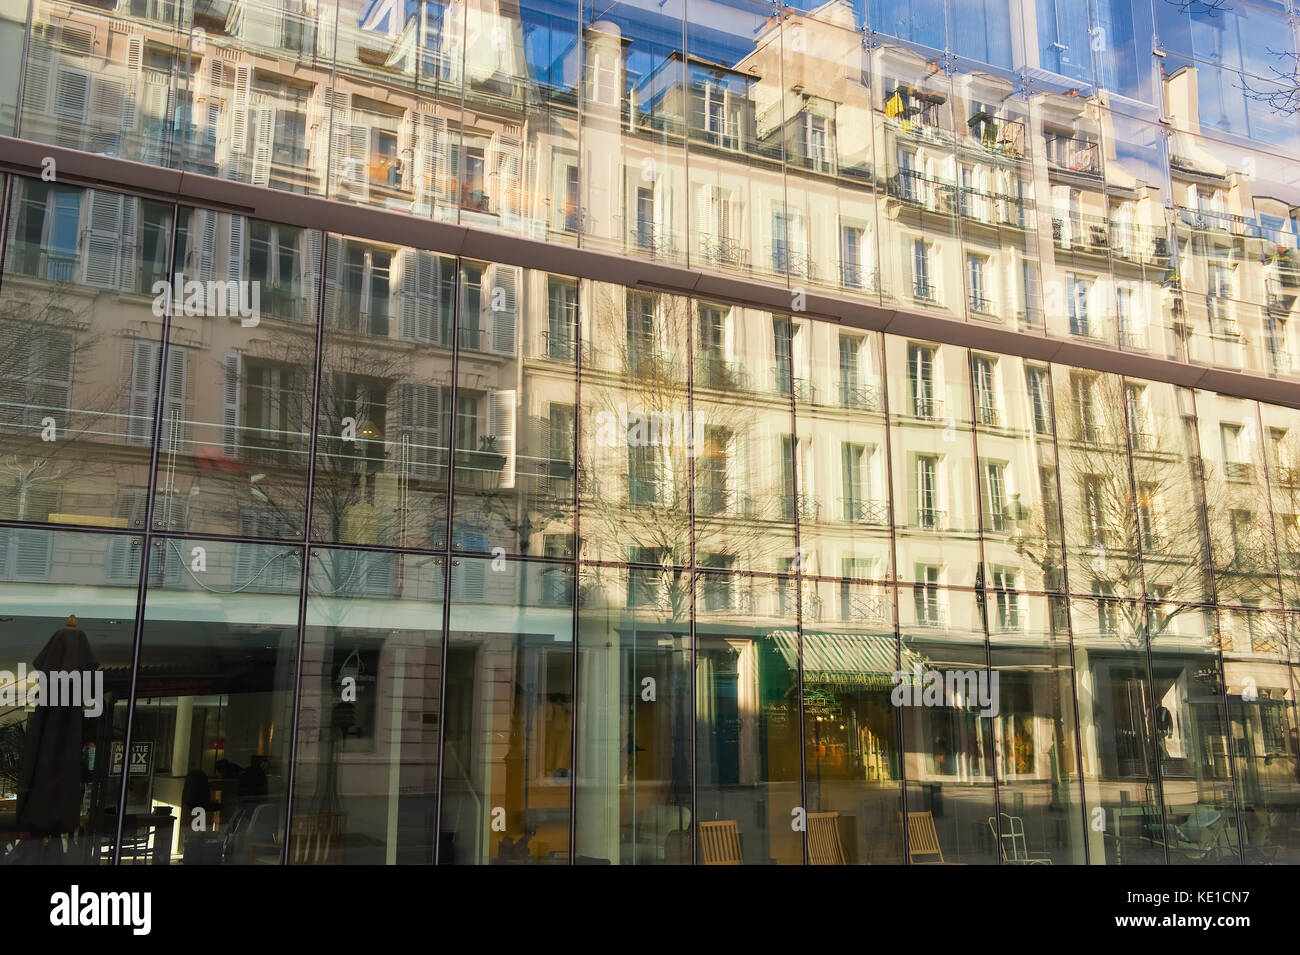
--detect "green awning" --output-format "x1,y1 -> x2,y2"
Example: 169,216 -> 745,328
766,630 -> 924,688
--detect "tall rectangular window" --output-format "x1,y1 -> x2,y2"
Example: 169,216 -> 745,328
973,355 -> 998,426
983,461 -> 1007,532
1067,274 -> 1090,336
912,239 -> 932,300
917,454 -> 940,528
968,255 -> 989,311
1026,366 -> 1051,434
914,565 -> 942,624
908,343 -> 936,418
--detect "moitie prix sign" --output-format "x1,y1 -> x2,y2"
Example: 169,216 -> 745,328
110,741 -> 153,777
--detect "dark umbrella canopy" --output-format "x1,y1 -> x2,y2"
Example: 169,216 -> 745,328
16,619 -> 98,836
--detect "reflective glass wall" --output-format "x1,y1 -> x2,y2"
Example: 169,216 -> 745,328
3,171 -> 1300,864
6,0 -> 1300,381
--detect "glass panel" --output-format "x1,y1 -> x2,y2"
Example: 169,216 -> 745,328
1259,401 -> 1300,607
170,0 -> 334,190
1053,367 -> 1142,600
795,326 -> 890,580
578,281 -> 690,568
1072,594 -> 1163,864
872,42 -> 962,319
0,528 -> 138,864
989,592 -> 1087,864
898,586 -> 997,864
975,354 -> 1065,595
574,563 -> 691,864
452,262 -> 575,557
1221,611 -> 1300,863
696,573 -> 802,864
1,177 -> 172,529
293,548 -> 445,863
887,338 -> 980,588
441,556 -> 573,864
1195,392 -> 1281,607
692,309 -> 796,575
155,209 -> 320,540
801,576 -> 903,864
580,0 -> 686,265
130,537 -> 300,865
1151,605 -> 1239,864
311,236 -> 455,550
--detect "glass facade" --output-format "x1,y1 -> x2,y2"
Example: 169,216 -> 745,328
2,0 -> 1300,865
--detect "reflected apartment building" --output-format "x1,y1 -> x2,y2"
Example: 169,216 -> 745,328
1,0 -> 1300,866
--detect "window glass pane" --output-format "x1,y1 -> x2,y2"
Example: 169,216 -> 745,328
1,177 -> 172,529
0,528 -> 138,863
155,210 -> 320,539
696,573 -> 801,864
293,549 -> 445,863
574,563 -> 691,864
441,556 -> 573,864
129,537 -> 300,865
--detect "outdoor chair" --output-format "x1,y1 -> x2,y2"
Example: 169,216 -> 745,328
987,813 -> 1052,864
698,819 -> 743,865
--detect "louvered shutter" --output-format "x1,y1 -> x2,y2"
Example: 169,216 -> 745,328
192,208 -> 217,282
29,328 -> 73,430
396,248 -> 439,342
348,123 -> 370,201
117,195 -> 138,292
162,346 -> 188,452
227,215 -> 245,283
126,340 -> 158,444
412,111 -> 448,203
488,131 -> 522,217
0,527 -> 53,582
696,184 -> 714,251
229,61 -> 251,153
453,557 -> 486,601
487,388 -> 517,490
21,28 -> 52,115
486,263 -> 519,355
222,352 -> 243,458
53,67 -> 90,148
250,106 -> 275,185
107,489 -> 147,581
83,191 -> 124,289
303,229 -> 322,319
322,234 -> 342,323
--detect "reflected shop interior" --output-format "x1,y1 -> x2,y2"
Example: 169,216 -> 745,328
1,0 -> 1300,865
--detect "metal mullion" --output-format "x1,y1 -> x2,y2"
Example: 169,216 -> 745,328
1043,362 -> 1094,865
1116,374 -> 1170,866
432,255 -> 464,863
877,332 -> 910,864
567,275 -> 582,865
966,349 -> 1003,861
279,223 -> 330,866
112,199 -> 180,864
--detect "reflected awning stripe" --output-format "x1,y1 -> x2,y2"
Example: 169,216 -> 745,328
766,630 -> 924,677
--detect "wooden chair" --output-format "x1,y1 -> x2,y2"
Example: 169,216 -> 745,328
808,811 -> 847,865
251,811 -> 346,865
901,811 -> 958,864
698,820 -> 743,865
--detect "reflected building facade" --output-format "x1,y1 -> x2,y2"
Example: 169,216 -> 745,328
0,0 -> 1299,864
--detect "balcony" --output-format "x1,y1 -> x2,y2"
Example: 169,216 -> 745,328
1274,466 -> 1300,487
697,234 -> 750,269
780,494 -> 821,522
841,498 -> 888,524
1046,137 -> 1101,177
458,323 -> 484,351
976,404 -> 1000,427
1119,328 -> 1148,350
912,395 -> 944,420
538,332 -> 588,364
632,223 -> 676,259
1130,431 -> 1157,453
839,383 -> 882,411
840,263 -> 879,291
697,486 -> 757,518
916,508 -> 947,531
890,170 -> 955,214
969,294 -> 995,315
844,593 -> 890,622
695,354 -> 749,391
770,246 -> 817,279
1225,461 -> 1256,482
913,281 -> 938,304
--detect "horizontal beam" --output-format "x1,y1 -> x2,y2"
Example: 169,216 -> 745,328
3,134 -> 1299,410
